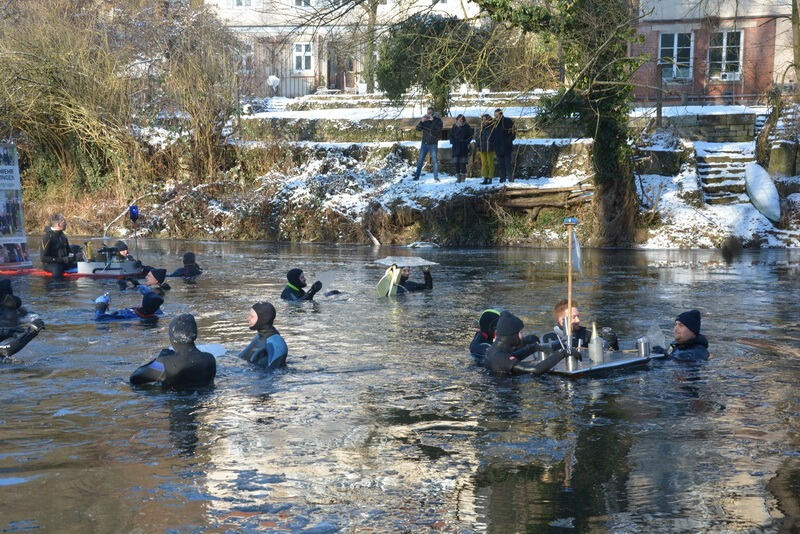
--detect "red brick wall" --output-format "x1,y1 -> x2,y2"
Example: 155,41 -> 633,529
632,17 -> 776,103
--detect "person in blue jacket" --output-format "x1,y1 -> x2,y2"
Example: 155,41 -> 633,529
94,291 -> 164,321
0,294 -> 44,358
118,267 -> 171,295
668,309 -> 709,361
238,301 -> 288,370
168,252 -> 203,280
129,313 -> 216,389
469,308 -> 501,361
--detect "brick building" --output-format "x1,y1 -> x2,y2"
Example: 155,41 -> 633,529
631,0 -> 793,104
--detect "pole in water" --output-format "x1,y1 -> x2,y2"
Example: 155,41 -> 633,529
563,217 -> 579,353
129,205 -> 140,260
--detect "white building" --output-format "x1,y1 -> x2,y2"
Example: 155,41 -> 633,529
205,0 -> 481,97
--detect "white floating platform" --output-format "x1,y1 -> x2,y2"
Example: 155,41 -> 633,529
514,349 -> 668,378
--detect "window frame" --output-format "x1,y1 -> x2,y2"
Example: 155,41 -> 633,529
233,0 -> 252,7
708,29 -> 743,81
293,42 -> 313,74
658,31 -> 693,83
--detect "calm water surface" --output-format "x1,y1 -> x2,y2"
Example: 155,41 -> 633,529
0,241 -> 799,533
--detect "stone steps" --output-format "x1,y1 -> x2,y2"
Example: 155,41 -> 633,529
694,142 -> 754,205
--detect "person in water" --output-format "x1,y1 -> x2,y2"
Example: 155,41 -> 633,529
94,291 -> 164,321
667,309 -> 709,361
541,299 -> 619,351
111,240 -> 141,264
168,252 -> 203,279
129,313 -> 216,389
118,267 -> 171,294
0,294 -> 45,358
281,268 -> 322,301
485,311 -> 565,375
470,309 -> 501,359
40,213 -> 75,279
238,301 -> 288,370
397,265 -> 432,293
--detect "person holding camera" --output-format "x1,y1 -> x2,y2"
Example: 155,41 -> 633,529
413,106 -> 443,182
40,213 -> 76,279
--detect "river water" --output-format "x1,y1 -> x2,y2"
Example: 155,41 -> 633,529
0,240 -> 798,532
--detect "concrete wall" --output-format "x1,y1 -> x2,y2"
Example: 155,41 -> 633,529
630,113 -> 755,142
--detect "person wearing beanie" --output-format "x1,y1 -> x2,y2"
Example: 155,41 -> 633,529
669,309 -> 709,361
238,301 -> 288,370
469,309 -> 501,361
281,268 -> 322,301
541,299 -> 619,351
129,313 -> 216,388
93,291 -> 164,321
168,252 -> 203,280
396,265 -> 433,293
111,240 -> 136,263
0,294 -> 44,358
40,213 -> 75,279
485,311 -> 565,374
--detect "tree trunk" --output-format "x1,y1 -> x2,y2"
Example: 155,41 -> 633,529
794,0 -> 800,100
364,0 -> 379,93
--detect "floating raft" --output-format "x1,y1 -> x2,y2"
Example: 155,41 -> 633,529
515,349 -> 669,378
0,261 -> 143,279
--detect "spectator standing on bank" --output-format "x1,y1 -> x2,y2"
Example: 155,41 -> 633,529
492,108 -> 516,183
448,114 -> 474,183
477,114 -> 495,185
413,106 -> 443,182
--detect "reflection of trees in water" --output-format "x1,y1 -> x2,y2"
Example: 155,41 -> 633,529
470,386 -> 634,531
767,460 -> 800,533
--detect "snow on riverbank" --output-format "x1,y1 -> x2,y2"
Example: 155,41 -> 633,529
637,168 -> 798,248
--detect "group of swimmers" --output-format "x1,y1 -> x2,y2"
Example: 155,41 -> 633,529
4,213 -> 710,388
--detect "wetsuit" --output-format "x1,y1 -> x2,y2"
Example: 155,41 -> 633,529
470,309 -> 501,360
130,314 -> 216,388
238,302 -> 288,370
397,270 -> 432,293
168,252 -> 202,279
485,311 -> 564,375
281,268 -> 321,301
0,296 -> 44,358
94,291 -> 164,321
40,226 -> 74,278
668,334 -> 709,362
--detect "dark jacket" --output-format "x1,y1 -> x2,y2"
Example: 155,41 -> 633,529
491,116 -> 516,155
130,343 -> 216,389
416,114 -> 443,145
281,281 -> 321,301
40,227 -> 71,265
238,330 -> 288,370
397,270 -> 432,293
449,123 -> 474,158
168,264 -> 203,278
477,122 -> 494,153
485,334 -> 562,375
0,306 -> 43,359
669,334 -> 709,362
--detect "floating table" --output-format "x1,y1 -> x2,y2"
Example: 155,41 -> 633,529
514,349 -> 669,378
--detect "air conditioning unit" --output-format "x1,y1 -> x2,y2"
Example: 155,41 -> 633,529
720,71 -> 740,81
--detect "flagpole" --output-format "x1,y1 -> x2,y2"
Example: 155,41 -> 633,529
564,217 -> 579,350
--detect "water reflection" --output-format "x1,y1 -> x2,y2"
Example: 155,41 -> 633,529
0,241 -> 798,531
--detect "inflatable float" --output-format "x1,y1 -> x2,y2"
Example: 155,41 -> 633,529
0,259 -> 143,279
745,162 -> 781,222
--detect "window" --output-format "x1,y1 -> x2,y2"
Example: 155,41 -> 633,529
294,43 -> 312,72
709,30 -> 742,80
659,32 -> 692,81
295,0 -> 310,6
234,0 -> 251,6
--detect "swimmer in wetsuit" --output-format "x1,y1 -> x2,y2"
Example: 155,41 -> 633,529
168,252 -> 203,280
118,267 -> 171,295
94,291 -> 164,321
485,311 -> 565,375
129,313 -> 216,388
0,295 -> 44,358
397,265 -> 432,293
280,268 -> 322,301
238,301 -> 288,370
664,309 -> 709,362
469,309 -> 501,361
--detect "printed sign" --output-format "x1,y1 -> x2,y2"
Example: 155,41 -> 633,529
0,144 -> 31,268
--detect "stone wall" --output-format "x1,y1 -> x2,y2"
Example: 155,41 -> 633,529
630,113 -> 755,142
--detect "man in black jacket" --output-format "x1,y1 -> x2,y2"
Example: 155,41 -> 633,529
413,107 -> 443,182
40,213 -> 75,279
492,109 -> 516,183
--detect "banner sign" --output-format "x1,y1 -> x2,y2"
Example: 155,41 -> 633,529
0,144 -> 31,268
